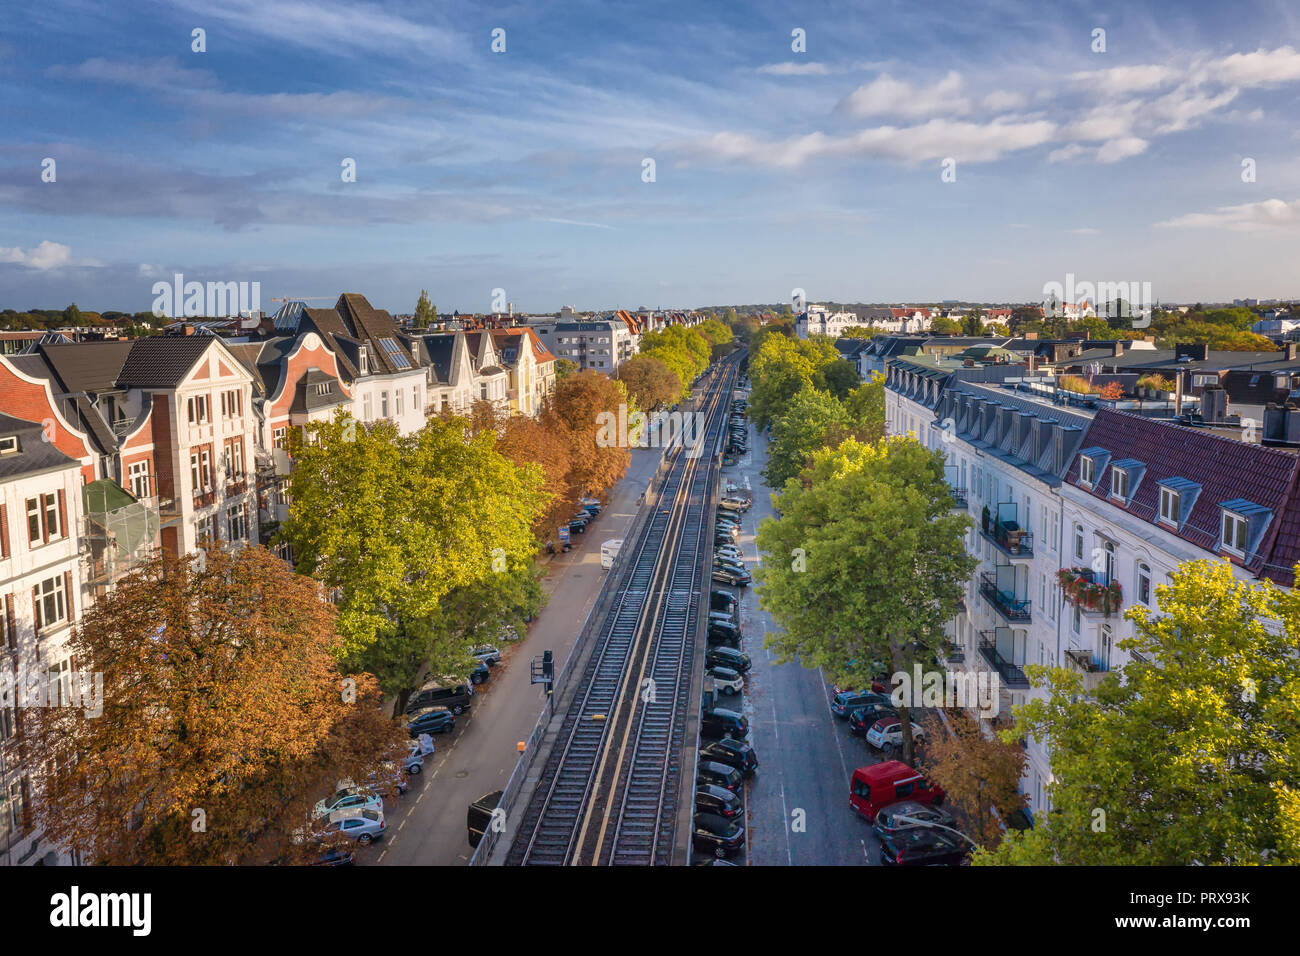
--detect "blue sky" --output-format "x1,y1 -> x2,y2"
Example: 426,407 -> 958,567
3,0 -> 1300,314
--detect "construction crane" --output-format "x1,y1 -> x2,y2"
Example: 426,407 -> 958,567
269,296 -> 334,303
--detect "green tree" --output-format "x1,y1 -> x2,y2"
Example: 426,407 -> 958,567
755,437 -> 976,765
554,358 -> 579,381
747,333 -> 841,429
984,322 -> 1011,337
414,289 -> 436,326
821,358 -> 861,400
929,316 -> 962,335
961,311 -> 984,336
764,388 -> 849,487
977,559 -> 1300,865
843,373 -> 886,441
63,302 -> 82,325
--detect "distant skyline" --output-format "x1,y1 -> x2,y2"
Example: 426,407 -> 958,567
4,0 -> 1300,313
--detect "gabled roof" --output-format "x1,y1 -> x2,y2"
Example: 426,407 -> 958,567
36,341 -> 134,393
1064,408 -> 1300,585
116,336 -> 216,389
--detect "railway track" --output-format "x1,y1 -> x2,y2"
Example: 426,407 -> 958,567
505,359 -> 735,865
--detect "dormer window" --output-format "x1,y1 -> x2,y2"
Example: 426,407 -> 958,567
1221,510 -> 1248,556
0,435 -> 18,455
1111,467 -> 1129,502
1079,455 -> 1095,486
1159,486 -> 1181,525
359,346 -> 369,375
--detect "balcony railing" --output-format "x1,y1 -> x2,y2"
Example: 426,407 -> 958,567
225,478 -> 248,497
1058,567 -> 1122,616
1064,647 -> 1109,690
979,572 -> 1032,622
982,519 -> 1033,557
942,639 -> 965,664
193,489 -> 217,509
948,486 -> 968,509
977,632 -> 1030,687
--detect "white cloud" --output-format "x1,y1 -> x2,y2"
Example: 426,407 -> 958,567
1157,198 -> 1300,230
1148,84 -> 1238,134
1069,64 -> 1179,96
981,90 -> 1027,111
757,61 -> 831,76
1097,137 -> 1150,162
1211,46 -> 1300,87
838,71 -> 970,119
0,240 -> 73,270
1048,143 -> 1088,163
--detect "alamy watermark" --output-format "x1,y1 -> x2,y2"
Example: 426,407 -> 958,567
1,666 -> 103,718
890,664 -> 999,718
1042,272 -> 1153,328
596,404 -> 706,458
151,272 -> 261,322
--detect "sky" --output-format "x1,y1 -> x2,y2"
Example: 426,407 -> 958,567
3,0 -> 1300,314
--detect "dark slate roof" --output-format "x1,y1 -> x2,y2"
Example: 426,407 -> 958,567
1064,408 -> 1300,585
419,333 -> 457,385
0,414 -> 80,480
38,341 -> 134,393
290,369 -> 349,415
116,337 -> 214,388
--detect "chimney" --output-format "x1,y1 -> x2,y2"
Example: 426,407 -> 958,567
1202,385 -> 1228,423
182,323 -> 194,336
1144,335 -> 1155,344
1112,340 -> 1124,357
1024,331 -> 1038,340
1287,342 -> 1298,361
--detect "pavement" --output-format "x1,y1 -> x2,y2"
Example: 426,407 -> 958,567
721,416 -> 889,866
367,445 -> 663,866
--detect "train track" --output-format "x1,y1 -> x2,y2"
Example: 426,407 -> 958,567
505,359 -> 735,865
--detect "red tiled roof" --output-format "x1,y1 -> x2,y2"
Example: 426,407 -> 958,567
1065,408 -> 1300,585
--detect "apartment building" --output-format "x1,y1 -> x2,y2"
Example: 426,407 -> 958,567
535,318 -> 635,373
489,327 -> 558,417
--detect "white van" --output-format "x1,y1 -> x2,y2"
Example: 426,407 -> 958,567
601,539 -> 623,569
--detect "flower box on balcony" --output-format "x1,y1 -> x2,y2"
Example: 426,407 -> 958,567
1057,567 -> 1122,616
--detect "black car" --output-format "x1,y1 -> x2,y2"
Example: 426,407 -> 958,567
469,660 -> 491,685
569,517 -> 588,534
848,702 -> 899,736
310,846 -> 357,866
696,760 -> 743,792
406,706 -> 455,737
706,645 -> 752,673
879,827 -> 970,866
695,784 -> 742,820
467,789 -> 504,848
873,801 -> 957,839
710,589 -> 737,614
701,738 -> 758,776
701,706 -> 749,740
712,566 -> 751,587
707,622 -> 741,649
406,681 -> 473,716
831,689 -> 889,719
693,813 -> 745,860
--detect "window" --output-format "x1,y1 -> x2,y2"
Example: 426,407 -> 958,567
5,778 -> 26,834
362,394 -> 373,421
26,497 -> 41,544
191,449 -> 212,492
25,493 -> 61,545
48,657 -> 72,707
380,391 -> 390,418
1112,467 -> 1129,501
1073,523 -> 1084,561
395,389 -> 404,417
227,503 -> 248,542
1159,486 -> 1181,525
273,427 -> 288,450
0,435 -> 18,455
359,346 -> 369,375
1136,562 -> 1151,606
1079,455 -> 1095,486
227,440 -> 245,480
196,514 -> 217,544
128,460 -> 151,498
34,575 -> 67,631
220,389 -> 243,418
187,395 -> 210,424
412,386 -> 420,412
1222,510 -> 1248,555
44,493 -> 59,540
480,384 -> 488,400
1072,604 -> 1080,635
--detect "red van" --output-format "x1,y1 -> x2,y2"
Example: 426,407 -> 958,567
849,761 -> 944,822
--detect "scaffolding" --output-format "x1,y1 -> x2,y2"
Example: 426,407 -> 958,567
81,479 -> 161,593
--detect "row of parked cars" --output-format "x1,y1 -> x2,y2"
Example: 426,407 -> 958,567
832,687 -> 974,865
565,496 -> 605,542
721,397 -> 748,465
712,495 -> 752,587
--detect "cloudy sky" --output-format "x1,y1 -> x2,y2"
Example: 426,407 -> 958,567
3,0 -> 1300,314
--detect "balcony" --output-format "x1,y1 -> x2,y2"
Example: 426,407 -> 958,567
979,572 -> 1031,622
1064,647 -> 1109,690
1058,568 -> 1122,617
941,639 -> 965,664
981,514 -> 1033,558
225,477 -> 248,497
978,631 -> 1030,688
193,489 -> 217,510
948,486 -> 968,509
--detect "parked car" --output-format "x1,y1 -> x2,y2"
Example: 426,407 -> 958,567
831,690 -> 890,718
714,544 -> 743,563
406,681 -> 473,715
849,760 -> 945,822
706,645 -> 752,673
366,762 -> 409,797
865,718 -> 926,751
406,706 -> 455,737
701,738 -> 758,776
710,588 -> 738,613
404,741 -> 429,773
701,706 -> 749,740
848,703 -> 899,736
324,808 -> 386,846
472,644 -> 502,666
707,622 -> 742,649
696,760 -> 743,793
718,497 -> 751,513
693,813 -> 746,859
310,846 -> 356,866
314,786 -> 382,819
568,516 -> 588,534
873,801 -> 956,839
695,784 -> 743,820
712,565 -> 751,587
708,609 -> 738,629
880,827 -> 970,866
707,665 -> 744,695
467,789 -> 504,848
468,660 -> 491,685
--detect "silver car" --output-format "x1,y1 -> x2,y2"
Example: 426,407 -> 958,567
326,808 -> 386,846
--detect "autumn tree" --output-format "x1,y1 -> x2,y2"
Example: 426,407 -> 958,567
617,354 -> 682,412
755,437 -> 975,766
977,559 -> 1300,865
549,370 -> 632,497
26,547 -> 408,865
920,710 -> 1027,850
554,358 -> 579,380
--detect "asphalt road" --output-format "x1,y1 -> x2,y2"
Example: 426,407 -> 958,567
721,416 -> 889,866
365,445 -> 664,866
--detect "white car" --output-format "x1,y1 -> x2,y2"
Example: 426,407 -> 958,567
314,786 -> 382,819
715,544 -> 743,562
707,666 -> 744,696
865,719 -> 926,751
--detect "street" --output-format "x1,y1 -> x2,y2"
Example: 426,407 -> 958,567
366,445 -> 664,866
723,416 -> 890,866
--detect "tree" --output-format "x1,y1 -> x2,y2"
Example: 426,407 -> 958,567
27,546 -> 408,865
983,322 -> 1012,337
279,411 -> 546,691
821,358 -> 861,400
414,289 -> 436,326
763,388 -> 849,488
62,302 -> 82,325
549,370 -> 631,497
843,373 -> 886,442
747,333 -> 841,429
755,437 -> 976,765
920,710 -> 1026,850
929,316 -> 962,335
554,358 -> 579,381
961,311 -> 984,336
617,354 -> 682,412
977,559 -> 1300,865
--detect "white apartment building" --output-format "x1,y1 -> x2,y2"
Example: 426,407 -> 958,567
796,305 -> 859,339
